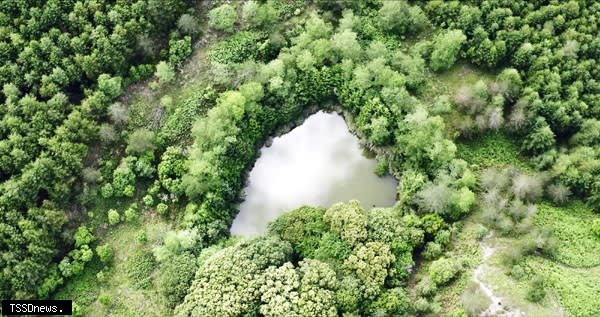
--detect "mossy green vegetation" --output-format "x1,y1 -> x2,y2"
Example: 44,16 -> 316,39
3,0 -> 600,316
524,258 -> 600,317
55,218 -> 173,316
534,202 -> 600,268
456,131 -> 530,170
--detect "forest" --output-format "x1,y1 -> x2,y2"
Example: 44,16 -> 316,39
1,0 -> 600,316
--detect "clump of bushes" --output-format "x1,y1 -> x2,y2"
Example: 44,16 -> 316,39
428,257 -> 461,286
126,250 -> 156,289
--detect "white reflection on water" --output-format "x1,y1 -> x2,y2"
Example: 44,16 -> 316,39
230,111 -> 398,236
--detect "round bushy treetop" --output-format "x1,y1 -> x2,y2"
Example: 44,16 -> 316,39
324,200 -> 368,247
268,206 -> 327,258
430,29 -> 467,72
96,244 -> 113,264
366,208 -> 399,240
377,1 -> 429,35
260,259 -> 338,317
175,236 -> 292,317
344,241 -> 395,300
260,262 -> 301,317
368,287 -> 412,317
428,257 -> 460,286
297,259 -> 338,317
74,226 -> 95,248
155,61 -> 175,84
107,209 -> 120,225
208,4 -> 238,33
97,74 -> 122,100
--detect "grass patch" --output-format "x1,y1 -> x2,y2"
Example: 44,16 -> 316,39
55,217 -> 172,316
524,257 -> 600,317
420,61 -> 495,104
456,131 -> 530,170
476,200 -> 600,317
534,201 -> 600,268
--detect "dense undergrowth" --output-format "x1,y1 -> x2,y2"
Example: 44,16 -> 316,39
2,0 -> 600,316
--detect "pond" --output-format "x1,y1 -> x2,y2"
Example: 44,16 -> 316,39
230,111 -> 398,236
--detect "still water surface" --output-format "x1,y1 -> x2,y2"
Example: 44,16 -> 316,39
230,111 -> 398,236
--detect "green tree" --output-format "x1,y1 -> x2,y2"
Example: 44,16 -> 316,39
323,201 -> 368,247
268,206 -> 327,258
175,236 -> 292,317
108,209 -> 120,225
97,74 -> 122,100
126,128 -> 156,155
169,36 -> 193,67
430,30 -> 466,72
96,244 -> 113,264
155,61 -> 175,84
368,288 -> 412,316
74,226 -> 95,248
344,242 -> 394,300
178,14 -> 200,35
208,4 -> 238,32
428,257 -> 460,286
377,1 -> 429,35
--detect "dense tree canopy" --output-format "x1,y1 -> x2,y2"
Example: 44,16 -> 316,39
3,0 -> 600,316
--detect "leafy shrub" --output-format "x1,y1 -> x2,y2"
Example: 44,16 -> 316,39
124,205 -> 138,222
512,173 -> 544,202
143,194 -> 154,207
413,297 -> 433,314
208,31 -> 268,64
96,244 -> 113,264
422,242 -> 442,260
268,206 -> 328,258
546,183 -> 571,205
126,249 -> 156,289
475,224 -> 489,240
510,265 -> 526,280
126,128 -> 156,155
527,276 -> 546,303
136,230 -> 147,244
430,30 -> 466,71
156,252 -> 198,308
208,4 -> 238,32
101,183 -> 114,198
367,288 -> 412,316
74,226 -> 95,248
156,203 -> 169,216
169,36 -> 193,66
416,277 -> 437,298
107,209 -> 120,225
377,1 -> 429,35
98,293 -> 111,307
177,14 -> 200,35
153,229 -> 202,262
429,257 -> 460,285
37,266 -> 64,298
159,87 -> 216,146
155,61 -> 175,84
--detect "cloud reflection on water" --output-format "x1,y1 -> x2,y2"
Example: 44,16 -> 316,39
230,111 -> 398,236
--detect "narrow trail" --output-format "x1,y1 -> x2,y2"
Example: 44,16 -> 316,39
473,234 -> 525,317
